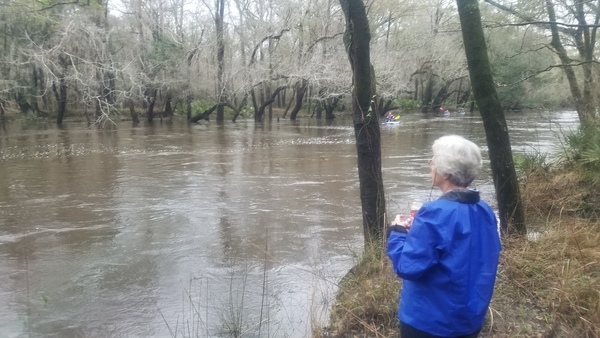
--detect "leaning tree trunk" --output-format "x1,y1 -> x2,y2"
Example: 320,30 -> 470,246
289,80 -> 307,120
255,86 -> 285,122
340,0 -> 386,246
457,0 -> 526,235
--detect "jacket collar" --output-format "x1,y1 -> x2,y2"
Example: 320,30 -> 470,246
439,188 -> 480,204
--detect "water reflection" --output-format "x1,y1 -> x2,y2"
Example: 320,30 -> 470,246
0,111 -> 579,337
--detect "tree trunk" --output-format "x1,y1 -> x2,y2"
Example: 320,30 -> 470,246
53,77 -> 67,125
421,75 -> 434,113
191,103 -> 221,123
256,86 -> 285,122
375,97 -> 398,117
0,99 -> 5,123
215,0 -> 226,122
250,89 -> 259,119
289,80 -> 307,120
457,0 -> 526,235
340,0 -> 386,246
231,94 -> 248,122
14,91 -> 33,115
163,93 -> 172,119
282,89 -> 296,118
186,95 -> 192,121
315,101 -> 323,119
325,97 -> 340,120
145,88 -> 157,123
128,98 -> 140,124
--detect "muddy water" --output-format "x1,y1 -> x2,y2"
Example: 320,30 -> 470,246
0,111 -> 578,337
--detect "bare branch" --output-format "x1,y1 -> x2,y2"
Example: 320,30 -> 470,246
501,60 -> 600,86
483,0 -> 577,36
248,29 -> 290,66
305,32 -> 344,55
35,0 -> 89,11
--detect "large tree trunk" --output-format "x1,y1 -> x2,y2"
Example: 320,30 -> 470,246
340,0 -> 386,246
457,0 -> 526,235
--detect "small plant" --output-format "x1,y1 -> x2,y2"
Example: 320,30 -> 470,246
514,151 -> 549,180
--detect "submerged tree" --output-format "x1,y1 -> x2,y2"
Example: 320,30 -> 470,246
456,0 -> 526,235
339,0 -> 386,245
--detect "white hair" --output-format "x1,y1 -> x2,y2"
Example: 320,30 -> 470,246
431,135 -> 483,187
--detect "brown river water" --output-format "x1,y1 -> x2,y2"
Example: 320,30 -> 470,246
0,111 -> 578,337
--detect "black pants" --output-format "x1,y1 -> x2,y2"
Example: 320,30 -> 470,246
400,321 -> 481,338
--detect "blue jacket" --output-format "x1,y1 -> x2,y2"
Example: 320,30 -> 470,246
387,189 -> 501,337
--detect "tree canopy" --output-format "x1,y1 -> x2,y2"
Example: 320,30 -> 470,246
0,0 -> 575,124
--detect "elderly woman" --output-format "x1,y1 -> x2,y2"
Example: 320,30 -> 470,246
387,135 -> 501,338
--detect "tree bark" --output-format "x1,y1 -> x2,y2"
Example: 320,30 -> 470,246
289,80 -> 307,120
457,0 -> 526,235
340,0 -> 386,246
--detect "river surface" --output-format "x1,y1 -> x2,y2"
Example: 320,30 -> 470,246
0,111 -> 579,337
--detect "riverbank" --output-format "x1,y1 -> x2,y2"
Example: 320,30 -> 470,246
317,126 -> 600,337
316,213 -> 599,338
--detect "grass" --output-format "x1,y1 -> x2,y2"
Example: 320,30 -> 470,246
313,243 -> 400,338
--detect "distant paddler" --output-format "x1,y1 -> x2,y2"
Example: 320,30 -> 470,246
386,112 -> 401,122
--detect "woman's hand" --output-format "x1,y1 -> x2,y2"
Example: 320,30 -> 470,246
392,214 -> 413,229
